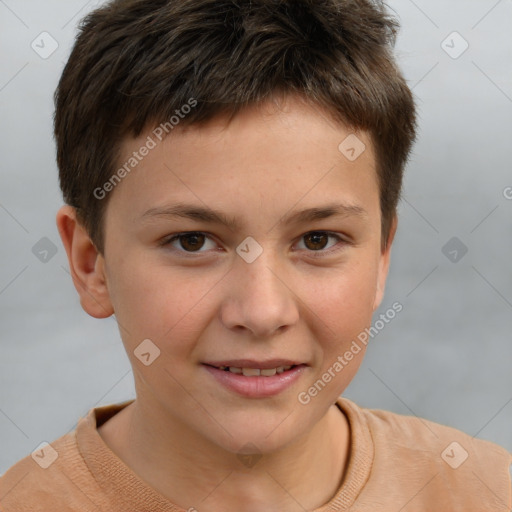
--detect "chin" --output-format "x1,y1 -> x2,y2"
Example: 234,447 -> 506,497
207,411 -> 309,457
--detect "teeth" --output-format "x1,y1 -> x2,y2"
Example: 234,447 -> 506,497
242,368 -> 260,376
217,365 -> 295,376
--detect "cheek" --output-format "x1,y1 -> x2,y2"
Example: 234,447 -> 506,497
306,260 -> 379,338
106,256 -> 226,364
297,265 -> 377,402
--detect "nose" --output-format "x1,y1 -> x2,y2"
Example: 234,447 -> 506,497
219,251 -> 300,338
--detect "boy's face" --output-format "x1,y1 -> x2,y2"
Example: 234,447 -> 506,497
60,95 -> 394,454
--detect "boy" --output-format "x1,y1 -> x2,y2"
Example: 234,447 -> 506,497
1,0 -> 510,510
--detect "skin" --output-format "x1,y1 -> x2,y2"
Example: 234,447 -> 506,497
56,94 -> 396,512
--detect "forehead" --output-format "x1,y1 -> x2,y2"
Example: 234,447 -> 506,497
106,96 -> 379,227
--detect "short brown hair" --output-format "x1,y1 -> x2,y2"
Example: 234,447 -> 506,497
54,0 -> 416,255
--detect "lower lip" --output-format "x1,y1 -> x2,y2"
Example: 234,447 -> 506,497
203,364 -> 307,398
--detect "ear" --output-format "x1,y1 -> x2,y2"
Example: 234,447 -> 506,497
56,205 -> 114,318
373,215 -> 398,311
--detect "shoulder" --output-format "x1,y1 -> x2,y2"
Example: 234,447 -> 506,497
338,397 -> 512,510
360,401 -> 511,465
0,430 -> 101,512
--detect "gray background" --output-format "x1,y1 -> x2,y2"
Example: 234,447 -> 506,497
0,0 -> 511,475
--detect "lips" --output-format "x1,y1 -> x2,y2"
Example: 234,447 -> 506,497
202,360 -> 308,398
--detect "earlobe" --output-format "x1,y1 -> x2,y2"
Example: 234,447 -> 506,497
373,216 -> 398,311
56,205 -> 114,319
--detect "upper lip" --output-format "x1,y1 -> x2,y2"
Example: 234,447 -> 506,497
204,359 -> 305,369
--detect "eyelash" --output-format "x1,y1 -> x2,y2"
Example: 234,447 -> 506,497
159,231 -> 350,258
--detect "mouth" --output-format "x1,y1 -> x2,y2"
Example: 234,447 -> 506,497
203,359 -> 305,376
202,360 -> 307,398
207,364 -> 299,376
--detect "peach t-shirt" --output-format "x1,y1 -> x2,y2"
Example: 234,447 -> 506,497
1,397 -> 510,511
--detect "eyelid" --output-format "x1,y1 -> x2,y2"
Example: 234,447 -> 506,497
159,230 -> 351,256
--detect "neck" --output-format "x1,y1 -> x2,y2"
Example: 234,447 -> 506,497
98,398 -> 350,512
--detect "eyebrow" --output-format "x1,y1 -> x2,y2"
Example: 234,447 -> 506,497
140,202 -> 367,231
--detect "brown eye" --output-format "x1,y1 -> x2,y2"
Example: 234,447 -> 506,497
303,232 -> 330,251
295,231 -> 348,257
161,232 -> 216,253
178,233 -> 206,252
